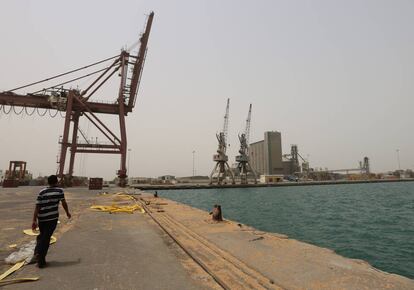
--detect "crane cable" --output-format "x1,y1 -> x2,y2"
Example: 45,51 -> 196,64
7,55 -> 119,92
48,109 -> 59,118
0,104 -> 64,118
2,105 -> 12,114
36,107 -> 47,117
24,107 -> 36,116
12,106 -> 24,115
31,66 -> 112,95
2,56 -> 119,118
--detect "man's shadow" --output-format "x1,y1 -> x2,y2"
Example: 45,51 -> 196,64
47,258 -> 81,267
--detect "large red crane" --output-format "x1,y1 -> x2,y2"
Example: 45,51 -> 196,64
0,12 -> 155,187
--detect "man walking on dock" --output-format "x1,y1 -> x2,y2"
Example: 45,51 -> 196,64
32,175 -> 71,268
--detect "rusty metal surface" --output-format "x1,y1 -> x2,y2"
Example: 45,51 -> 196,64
0,92 -> 131,115
0,12 -> 155,187
128,12 -> 154,109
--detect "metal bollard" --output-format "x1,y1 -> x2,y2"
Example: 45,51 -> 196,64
211,204 -> 223,222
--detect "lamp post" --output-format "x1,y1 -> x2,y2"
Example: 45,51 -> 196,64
192,150 -> 196,178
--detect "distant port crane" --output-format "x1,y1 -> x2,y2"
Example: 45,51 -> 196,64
0,12 -> 155,187
209,98 -> 235,185
235,104 -> 257,184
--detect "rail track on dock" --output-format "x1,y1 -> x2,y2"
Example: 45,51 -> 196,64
138,198 -> 283,290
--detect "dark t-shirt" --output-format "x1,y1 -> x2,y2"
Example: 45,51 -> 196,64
36,187 -> 65,222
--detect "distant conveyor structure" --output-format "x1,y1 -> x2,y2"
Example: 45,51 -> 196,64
0,12 -> 155,187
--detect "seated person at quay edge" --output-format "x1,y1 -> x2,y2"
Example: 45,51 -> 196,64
32,175 -> 71,268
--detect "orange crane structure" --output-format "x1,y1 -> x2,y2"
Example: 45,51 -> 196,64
0,12 -> 154,187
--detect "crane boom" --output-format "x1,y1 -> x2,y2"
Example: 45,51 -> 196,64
128,11 -> 154,109
210,98 -> 235,185
0,12 -> 155,115
245,104 -> 252,147
0,91 -> 125,114
235,103 -> 257,184
223,98 -> 230,145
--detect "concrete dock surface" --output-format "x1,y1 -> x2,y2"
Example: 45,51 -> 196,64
0,187 -> 217,290
0,186 -> 413,289
144,195 -> 414,290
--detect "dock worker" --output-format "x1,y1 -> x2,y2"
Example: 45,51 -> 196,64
31,175 -> 71,268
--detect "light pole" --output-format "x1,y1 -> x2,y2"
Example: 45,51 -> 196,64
396,149 -> 401,171
128,148 -> 132,176
192,150 -> 196,178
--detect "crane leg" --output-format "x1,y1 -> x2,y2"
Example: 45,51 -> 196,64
225,162 -> 235,185
117,54 -> 128,188
118,110 -> 127,187
209,163 -> 219,185
68,112 -> 80,187
247,163 -> 258,184
58,92 -> 74,186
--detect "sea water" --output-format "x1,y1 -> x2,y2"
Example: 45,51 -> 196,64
159,182 -> 414,279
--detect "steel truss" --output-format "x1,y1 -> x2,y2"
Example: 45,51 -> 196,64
0,12 -> 154,187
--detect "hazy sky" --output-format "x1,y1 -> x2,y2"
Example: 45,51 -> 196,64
0,0 -> 413,179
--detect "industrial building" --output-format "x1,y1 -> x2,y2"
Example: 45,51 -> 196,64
250,131 -> 302,176
250,131 -> 284,175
